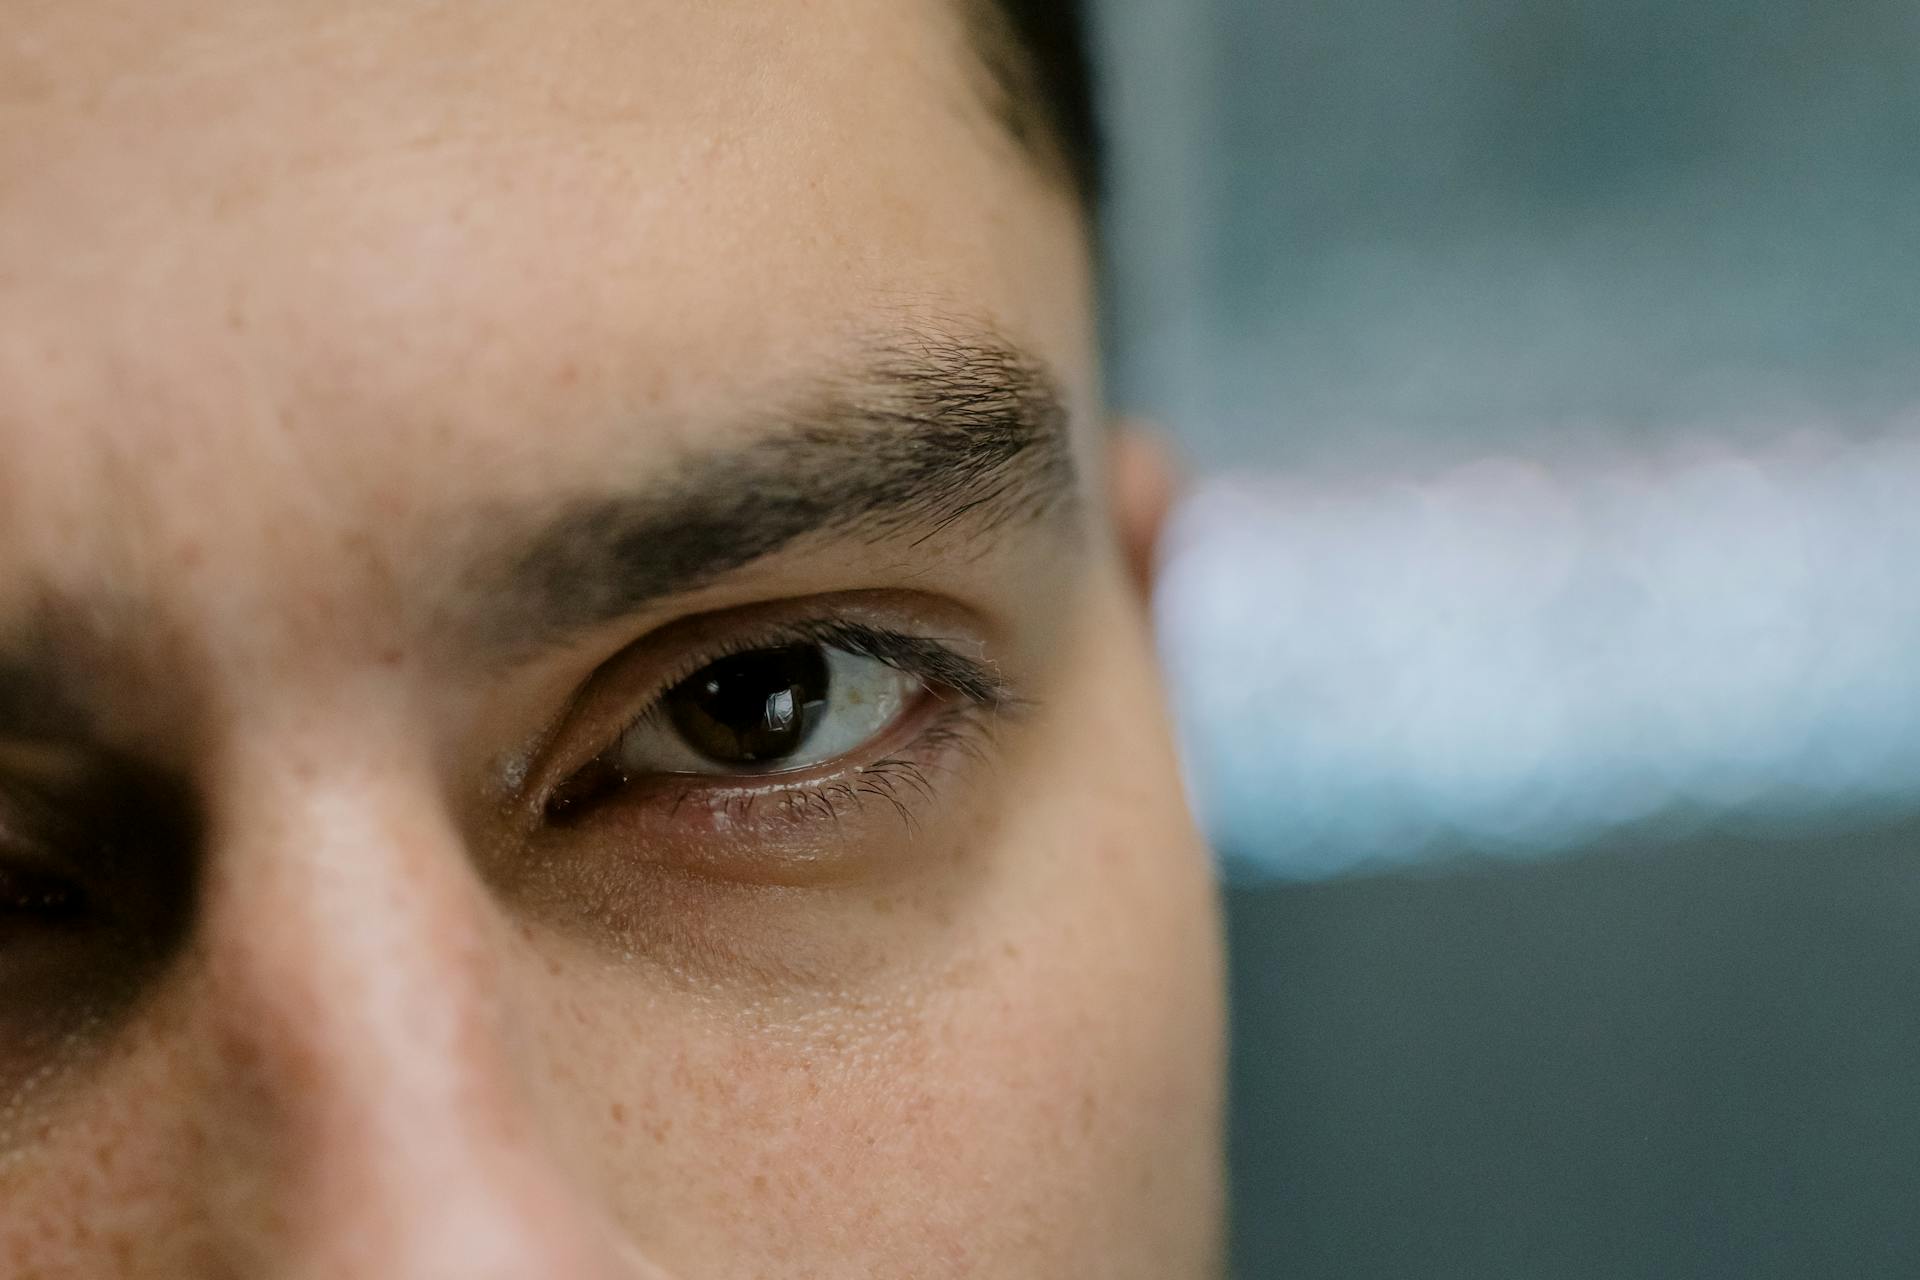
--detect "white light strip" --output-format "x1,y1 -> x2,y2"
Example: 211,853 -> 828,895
1156,423 -> 1920,881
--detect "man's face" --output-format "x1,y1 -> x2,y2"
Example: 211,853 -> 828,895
0,2 -> 1223,1275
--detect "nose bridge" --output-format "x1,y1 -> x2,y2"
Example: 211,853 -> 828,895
189,740 -> 652,1278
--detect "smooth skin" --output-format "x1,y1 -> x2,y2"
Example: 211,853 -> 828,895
0,1 -> 1224,1275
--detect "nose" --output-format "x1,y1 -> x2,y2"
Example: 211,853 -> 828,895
185,750 -> 669,1279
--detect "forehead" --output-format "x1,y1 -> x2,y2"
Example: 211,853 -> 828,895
0,0 -> 1091,604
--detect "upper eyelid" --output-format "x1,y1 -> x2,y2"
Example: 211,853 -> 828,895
635,619 -> 1009,716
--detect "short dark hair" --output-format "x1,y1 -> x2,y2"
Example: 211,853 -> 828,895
967,0 -> 1102,206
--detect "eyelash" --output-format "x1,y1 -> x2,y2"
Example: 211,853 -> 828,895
542,616 -> 1016,829
649,618 -> 1008,711
644,701 -> 995,836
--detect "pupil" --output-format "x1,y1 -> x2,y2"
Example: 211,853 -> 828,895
666,644 -> 832,766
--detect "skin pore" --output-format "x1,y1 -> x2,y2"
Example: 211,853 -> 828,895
0,1 -> 1225,1276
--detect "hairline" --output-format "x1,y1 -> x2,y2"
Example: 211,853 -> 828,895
956,0 -> 1099,208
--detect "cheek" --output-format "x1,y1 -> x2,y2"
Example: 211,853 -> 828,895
985,788 -> 1226,1265
0,1021 -> 223,1277
538,790 -> 1221,1275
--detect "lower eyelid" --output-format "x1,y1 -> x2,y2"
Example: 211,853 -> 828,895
550,698 -> 997,874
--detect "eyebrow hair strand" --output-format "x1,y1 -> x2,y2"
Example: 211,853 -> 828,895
463,326 -> 1081,654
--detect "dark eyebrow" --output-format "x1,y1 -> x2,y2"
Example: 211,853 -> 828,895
0,601 -> 135,749
456,327 -> 1081,655
0,597 -> 101,743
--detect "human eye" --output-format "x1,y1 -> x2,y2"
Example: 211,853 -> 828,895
613,641 -> 930,779
0,833 -> 93,1013
0,858 -> 85,926
0,755 -> 196,1089
0,765 -> 101,942
523,599 -> 1017,884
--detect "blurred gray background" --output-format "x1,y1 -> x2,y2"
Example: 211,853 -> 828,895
1088,1 -> 1920,1276
1097,0 -> 1919,470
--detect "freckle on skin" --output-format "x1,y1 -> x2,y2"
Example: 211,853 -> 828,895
609,1101 -> 626,1127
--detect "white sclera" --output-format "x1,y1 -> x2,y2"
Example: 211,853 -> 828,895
616,647 -> 920,776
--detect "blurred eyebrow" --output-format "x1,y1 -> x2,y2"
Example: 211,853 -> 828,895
0,610 -> 127,752
0,605 -> 111,746
457,328 -> 1080,655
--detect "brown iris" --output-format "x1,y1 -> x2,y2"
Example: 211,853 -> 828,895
664,644 -> 832,766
